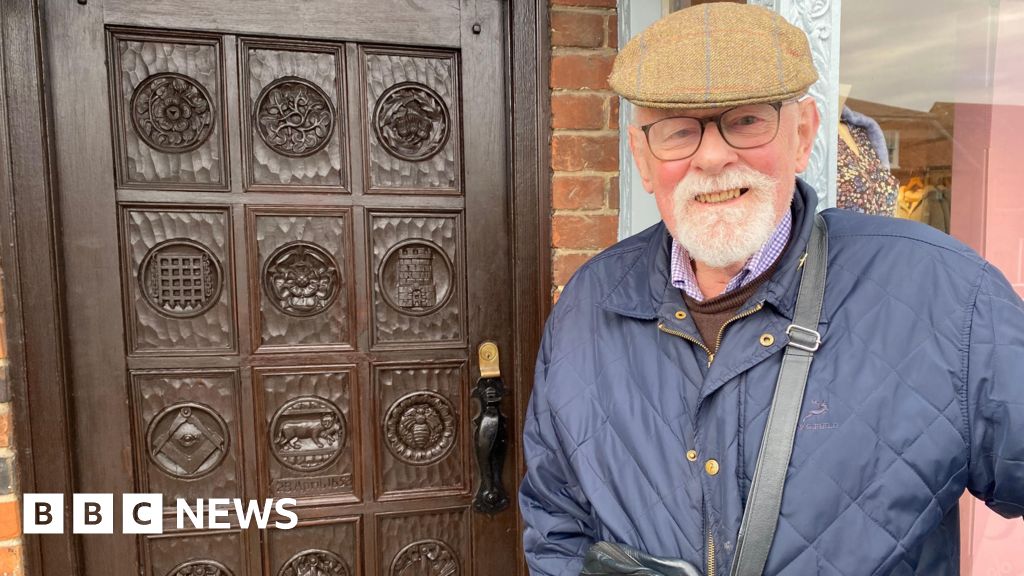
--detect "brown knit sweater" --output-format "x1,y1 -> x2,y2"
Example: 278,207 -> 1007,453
682,260 -> 780,354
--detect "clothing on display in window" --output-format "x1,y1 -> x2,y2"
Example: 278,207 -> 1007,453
897,176 -> 951,233
836,106 -> 900,216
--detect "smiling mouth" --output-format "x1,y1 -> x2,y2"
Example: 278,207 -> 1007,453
694,187 -> 749,204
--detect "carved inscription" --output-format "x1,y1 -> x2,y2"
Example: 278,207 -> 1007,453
383,392 -> 456,466
271,396 -> 345,472
255,77 -> 335,157
390,540 -> 460,576
373,82 -> 450,161
279,550 -> 350,576
140,239 -> 222,318
264,241 -> 340,317
167,560 -> 234,576
147,402 -> 229,479
379,240 -> 452,317
130,72 -> 215,153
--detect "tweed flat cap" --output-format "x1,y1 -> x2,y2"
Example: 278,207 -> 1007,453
609,3 -> 818,109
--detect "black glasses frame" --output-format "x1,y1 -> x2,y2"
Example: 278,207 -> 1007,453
639,99 -> 799,161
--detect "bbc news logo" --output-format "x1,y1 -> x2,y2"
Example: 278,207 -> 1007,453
23,494 -> 298,534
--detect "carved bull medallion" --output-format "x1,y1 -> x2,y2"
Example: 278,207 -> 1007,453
271,396 -> 345,472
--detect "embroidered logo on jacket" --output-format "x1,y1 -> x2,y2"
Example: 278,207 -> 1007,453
798,399 -> 839,431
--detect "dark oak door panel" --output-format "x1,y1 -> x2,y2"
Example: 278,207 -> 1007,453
44,1 -> 514,574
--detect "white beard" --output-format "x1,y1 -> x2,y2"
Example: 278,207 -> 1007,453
667,166 -> 791,269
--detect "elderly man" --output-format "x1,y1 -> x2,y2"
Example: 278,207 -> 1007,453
520,4 -> 1024,576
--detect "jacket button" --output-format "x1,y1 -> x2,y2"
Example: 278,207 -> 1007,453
686,450 -> 698,461
760,333 -> 775,346
705,459 -> 720,476
675,310 -> 687,320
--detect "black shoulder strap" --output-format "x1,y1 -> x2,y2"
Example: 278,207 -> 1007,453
729,214 -> 828,576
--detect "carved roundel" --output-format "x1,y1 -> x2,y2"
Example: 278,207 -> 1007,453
147,402 -> 229,480
130,72 -> 215,153
373,81 -> 450,162
139,239 -> 223,319
255,76 -> 335,157
390,539 -> 460,576
263,241 -> 341,317
278,549 -> 350,576
167,560 -> 234,576
383,391 -> 457,466
378,239 -> 453,317
270,395 -> 346,472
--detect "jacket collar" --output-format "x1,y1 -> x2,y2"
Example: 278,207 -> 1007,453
597,178 -> 820,321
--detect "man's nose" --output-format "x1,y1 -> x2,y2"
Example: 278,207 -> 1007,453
689,122 -> 737,174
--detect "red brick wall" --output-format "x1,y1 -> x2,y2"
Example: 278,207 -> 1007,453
550,0 -> 620,302
0,268 -> 22,575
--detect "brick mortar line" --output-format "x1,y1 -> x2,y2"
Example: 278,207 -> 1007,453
0,537 -> 21,547
553,249 -> 602,256
0,494 -> 17,504
552,210 -> 619,217
551,129 -> 619,137
0,449 -> 14,459
550,89 -> 618,96
552,47 -> 617,56
550,6 -> 615,15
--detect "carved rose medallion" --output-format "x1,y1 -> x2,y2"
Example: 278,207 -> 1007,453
270,396 -> 345,472
383,391 -> 456,465
131,72 -> 215,153
140,239 -> 223,319
391,540 -> 459,576
167,560 -> 234,576
147,402 -> 229,479
278,550 -> 349,576
373,82 -> 450,161
264,241 -> 340,317
255,77 -> 335,157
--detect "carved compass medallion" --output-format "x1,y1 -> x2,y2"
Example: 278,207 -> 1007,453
278,549 -> 350,576
383,391 -> 456,466
390,539 -> 460,576
264,241 -> 340,317
166,560 -> 235,576
140,239 -> 223,318
270,395 -> 345,472
147,402 -> 229,479
373,81 -> 450,161
378,240 -> 453,317
255,77 -> 335,157
130,72 -> 215,153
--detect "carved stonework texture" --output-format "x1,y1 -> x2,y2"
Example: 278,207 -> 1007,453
278,550 -> 350,576
374,363 -> 466,498
258,368 -> 357,500
111,32 -> 226,189
132,370 -> 242,502
167,560 -> 234,576
252,211 -> 352,351
243,43 -> 345,190
378,509 -> 469,576
124,207 -> 235,355
370,213 -> 464,348
363,51 -> 459,191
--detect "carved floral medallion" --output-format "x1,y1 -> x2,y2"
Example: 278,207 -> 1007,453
278,549 -> 350,576
373,82 -> 450,161
390,539 -> 459,576
270,395 -> 345,472
167,560 -> 234,576
264,241 -> 340,317
255,77 -> 335,157
130,72 -> 215,153
383,391 -> 456,465
147,402 -> 229,479
140,239 -> 223,319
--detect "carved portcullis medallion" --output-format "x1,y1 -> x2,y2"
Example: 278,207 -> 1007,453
147,402 -> 229,479
255,76 -> 335,158
264,241 -> 340,317
278,549 -> 350,576
373,81 -> 450,162
383,391 -> 456,466
167,560 -> 234,576
271,395 -> 345,472
130,72 -> 215,153
378,240 -> 453,317
391,539 -> 460,576
140,239 -> 223,318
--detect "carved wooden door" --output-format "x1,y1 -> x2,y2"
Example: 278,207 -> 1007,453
43,1 -> 516,574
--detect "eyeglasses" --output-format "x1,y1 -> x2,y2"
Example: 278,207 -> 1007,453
639,98 -> 801,161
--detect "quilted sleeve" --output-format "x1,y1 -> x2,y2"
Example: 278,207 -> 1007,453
965,263 -> 1024,519
520,319 -> 598,576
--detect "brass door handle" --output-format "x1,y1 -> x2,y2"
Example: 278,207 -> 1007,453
472,341 -> 509,514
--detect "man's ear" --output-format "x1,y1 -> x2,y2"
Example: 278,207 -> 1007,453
627,124 -> 655,193
793,97 -> 820,173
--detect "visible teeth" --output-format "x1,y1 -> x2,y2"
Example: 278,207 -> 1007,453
695,188 -> 742,203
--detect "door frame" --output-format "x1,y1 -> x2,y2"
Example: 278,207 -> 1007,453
0,0 -> 552,573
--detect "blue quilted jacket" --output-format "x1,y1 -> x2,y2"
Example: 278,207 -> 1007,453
521,180 -> 1024,576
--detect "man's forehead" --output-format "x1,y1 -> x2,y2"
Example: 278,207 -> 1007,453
634,105 -> 733,123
